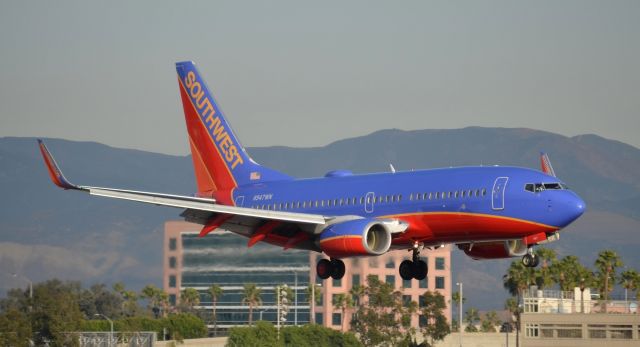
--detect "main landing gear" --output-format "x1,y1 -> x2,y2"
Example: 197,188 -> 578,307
521,248 -> 539,268
399,242 -> 428,281
316,258 -> 346,280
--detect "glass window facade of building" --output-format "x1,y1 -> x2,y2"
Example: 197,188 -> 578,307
179,231 -> 310,327
419,278 -> 428,289
352,274 -> 360,287
435,257 -> 445,270
386,275 -> 396,287
333,313 -> 342,326
436,276 -> 445,289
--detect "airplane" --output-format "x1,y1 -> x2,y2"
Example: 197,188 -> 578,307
38,61 -> 586,281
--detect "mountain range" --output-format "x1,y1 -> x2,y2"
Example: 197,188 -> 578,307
1,127 -> 638,310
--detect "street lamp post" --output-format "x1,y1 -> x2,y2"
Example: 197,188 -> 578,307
294,271 -> 298,325
310,281 -> 322,325
456,282 -> 463,347
94,314 -> 114,347
259,308 -> 270,321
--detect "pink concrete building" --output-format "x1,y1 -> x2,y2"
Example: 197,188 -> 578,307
163,220 -> 191,306
310,246 -> 452,331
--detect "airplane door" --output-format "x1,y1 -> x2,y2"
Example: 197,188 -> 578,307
235,196 -> 245,207
491,177 -> 508,210
365,192 -> 375,213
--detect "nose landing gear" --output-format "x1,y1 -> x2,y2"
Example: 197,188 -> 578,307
316,258 -> 346,280
522,249 -> 539,267
399,242 -> 428,281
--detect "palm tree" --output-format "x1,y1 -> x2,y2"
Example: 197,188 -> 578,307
464,307 -> 480,332
619,269 -> 639,312
141,284 -> 168,317
503,260 -> 536,347
113,282 -> 139,316
242,283 -> 262,325
305,283 -> 322,323
333,293 -> 354,331
535,248 -> 557,289
595,250 -> 623,312
505,297 -> 521,345
180,287 -> 200,313
503,261 -> 537,298
208,285 -> 223,331
450,291 -> 466,332
481,310 -> 500,332
550,255 -> 582,313
349,284 -> 365,306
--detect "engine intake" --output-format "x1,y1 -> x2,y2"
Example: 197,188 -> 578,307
318,219 -> 392,258
458,239 -> 528,260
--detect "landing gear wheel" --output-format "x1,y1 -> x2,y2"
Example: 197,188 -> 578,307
413,259 -> 428,280
330,259 -> 345,279
530,254 -> 540,267
317,259 -> 332,279
399,260 -> 414,280
522,253 -> 534,267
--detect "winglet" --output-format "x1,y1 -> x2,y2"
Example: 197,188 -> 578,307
37,140 -> 82,190
539,152 -> 556,177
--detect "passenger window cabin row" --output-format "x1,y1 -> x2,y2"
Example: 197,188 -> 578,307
249,187 -> 488,211
409,188 -> 487,201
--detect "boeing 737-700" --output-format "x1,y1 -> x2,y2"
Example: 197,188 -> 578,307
39,61 -> 586,281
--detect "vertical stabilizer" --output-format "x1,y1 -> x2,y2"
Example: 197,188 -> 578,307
175,61 -> 291,199
540,152 -> 556,177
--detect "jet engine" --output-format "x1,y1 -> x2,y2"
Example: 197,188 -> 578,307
458,239 -> 528,260
318,218 -> 392,258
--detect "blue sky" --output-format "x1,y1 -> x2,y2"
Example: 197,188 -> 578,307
1,1 -> 638,154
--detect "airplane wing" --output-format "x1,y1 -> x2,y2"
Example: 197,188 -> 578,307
38,140 -> 329,228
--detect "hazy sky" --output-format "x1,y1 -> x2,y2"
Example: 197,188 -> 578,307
1,1 -> 638,155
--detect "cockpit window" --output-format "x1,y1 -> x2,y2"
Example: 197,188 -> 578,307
525,182 -> 568,193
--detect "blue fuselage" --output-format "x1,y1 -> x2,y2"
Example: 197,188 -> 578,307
231,166 -> 585,248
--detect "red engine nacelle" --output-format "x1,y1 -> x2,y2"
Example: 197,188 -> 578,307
318,218 -> 392,258
458,240 -> 528,260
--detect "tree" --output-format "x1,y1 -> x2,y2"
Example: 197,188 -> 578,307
595,250 -> 623,312
349,284 -> 365,306
619,268 -> 639,309
505,297 -> 521,345
503,261 -> 537,299
141,284 -> 169,318
535,248 -> 557,289
29,280 -> 85,346
113,282 -> 140,317
463,307 -> 479,332
333,293 -> 354,331
450,291 -> 465,332
242,283 -> 262,325
305,283 -> 322,323
180,287 -> 200,313
480,311 -> 500,332
350,275 -> 410,346
0,308 -> 32,347
83,283 -> 123,319
419,291 -> 450,346
208,284 -> 223,330
551,256 -> 582,291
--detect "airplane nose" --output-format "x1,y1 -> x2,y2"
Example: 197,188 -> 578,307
573,196 -> 586,219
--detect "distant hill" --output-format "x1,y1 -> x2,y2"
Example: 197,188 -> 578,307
1,128 -> 638,310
